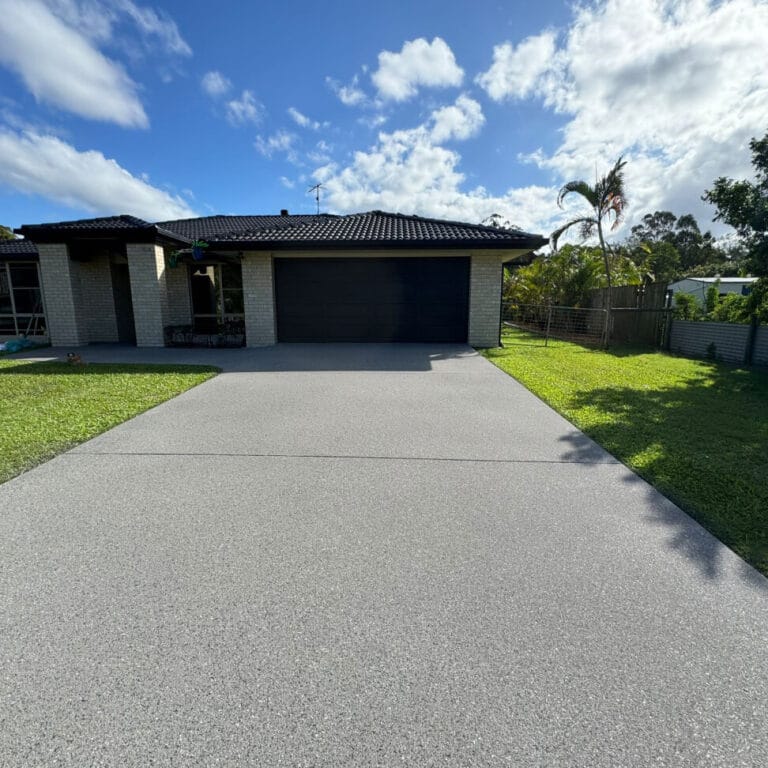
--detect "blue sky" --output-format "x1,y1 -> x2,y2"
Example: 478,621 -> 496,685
0,0 -> 767,240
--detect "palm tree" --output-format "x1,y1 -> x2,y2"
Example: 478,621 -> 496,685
550,156 -> 628,343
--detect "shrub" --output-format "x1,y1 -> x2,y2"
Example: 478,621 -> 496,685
673,292 -> 700,320
711,293 -> 750,323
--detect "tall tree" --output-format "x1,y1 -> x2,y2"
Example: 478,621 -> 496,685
704,131 -> 768,278
0,225 -> 15,240
550,156 -> 628,338
704,130 -> 768,319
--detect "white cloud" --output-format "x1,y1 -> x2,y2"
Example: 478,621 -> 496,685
306,139 -> 332,165
326,75 -> 366,106
359,114 -> 388,129
279,176 -> 295,189
255,130 -> 299,164
226,90 -> 263,125
0,129 -> 196,219
312,96 -> 551,232
476,32 -> 557,101
44,0 -> 113,41
0,0 -> 147,127
516,0 -> 768,234
113,0 -> 191,57
201,70 -> 231,97
372,37 -> 464,101
288,107 -> 324,131
430,95 -> 484,143
314,2 -> 768,239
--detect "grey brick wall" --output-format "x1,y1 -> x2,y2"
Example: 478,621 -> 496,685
36,243 -> 87,346
126,243 -> 169,347
468,252 -> 503,347
79,254 -> 118,342
165,260 -> 192,325
753,326 -> 768,366
670,320 -> 750,364
242,252 -> 276,346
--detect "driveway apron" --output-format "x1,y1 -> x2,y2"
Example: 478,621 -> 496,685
1,344 -> 766,767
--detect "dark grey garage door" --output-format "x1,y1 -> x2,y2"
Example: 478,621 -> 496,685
274,257 -> 470,342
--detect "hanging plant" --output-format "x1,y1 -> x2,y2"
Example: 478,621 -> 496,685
192,240 -> 209,260
167,250 -> 181,268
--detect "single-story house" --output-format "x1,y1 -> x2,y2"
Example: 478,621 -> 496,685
3,210 -> 546,348
667,276 -> 758,303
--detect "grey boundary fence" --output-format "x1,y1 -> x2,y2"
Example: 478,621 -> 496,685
669,320 -> 768,366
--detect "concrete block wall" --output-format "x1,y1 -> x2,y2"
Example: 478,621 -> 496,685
242,252 -> 276,346
165,260 -> 192,325
79,254 -> 119,342
669,320 -> 751,364
36,243 -> 87,346
126,243 -> 169,347
468,252 -> 503,347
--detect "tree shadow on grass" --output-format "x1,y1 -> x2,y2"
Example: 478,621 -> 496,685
556,362 -> 768,585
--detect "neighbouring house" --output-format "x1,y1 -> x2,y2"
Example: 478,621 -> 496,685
6,210 -> 546,348
667,276 -> 758,303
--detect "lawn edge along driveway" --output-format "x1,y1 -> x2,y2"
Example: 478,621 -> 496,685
0,359 -> 218,485
481,327 -> 768,576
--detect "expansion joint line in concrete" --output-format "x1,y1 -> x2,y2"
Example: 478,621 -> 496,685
68,450 -> 618,466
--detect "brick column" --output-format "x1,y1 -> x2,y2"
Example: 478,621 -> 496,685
36,243 -> 87,346
79,254 -> 118,342
468,252 -> 503,347
242,252 -> 276,346
126,243 -> 168,347
165,263 -> 192,325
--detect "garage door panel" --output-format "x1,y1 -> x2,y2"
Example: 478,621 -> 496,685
275,257 -> 469,343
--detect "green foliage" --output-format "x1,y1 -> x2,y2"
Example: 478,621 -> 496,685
483,327 -> 768,576
704,280 -> 720,314
673,292 -> 700,320
704,131 -> 768,278
745,278 -> 768,322
505,244 -> 640,307
0,224 -> 15,240
710,293 -> 750,323
0,361 -> 218,484
626,210 -> 720,280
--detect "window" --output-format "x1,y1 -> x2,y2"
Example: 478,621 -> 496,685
0,261 -> 47,336
189,263 -> 244,331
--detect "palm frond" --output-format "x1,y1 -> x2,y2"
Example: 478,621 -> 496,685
557,180 -> 597,209
550,216 -> 596,251
598,156 -> 628,225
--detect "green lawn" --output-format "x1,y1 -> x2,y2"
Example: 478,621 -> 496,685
482,328 -> 768,576
0,360 -> 218,484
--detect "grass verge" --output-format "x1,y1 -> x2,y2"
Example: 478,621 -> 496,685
482,327 -> 768,576
0,360 -> 218,484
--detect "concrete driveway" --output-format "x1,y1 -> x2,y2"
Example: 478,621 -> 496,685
1,344 -> 766,766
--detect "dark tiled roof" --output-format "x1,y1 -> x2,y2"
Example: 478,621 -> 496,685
16,210 -> 547,252
155,214 -> 320,241
0,238 -> 38,258
201,211 -> 546,250
21,214 -> 151,231
17,215 -> 188,244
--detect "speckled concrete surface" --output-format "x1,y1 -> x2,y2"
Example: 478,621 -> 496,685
1,344 -> 766,766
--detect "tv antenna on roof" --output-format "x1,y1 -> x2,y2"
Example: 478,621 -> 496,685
307,183 -> 324,214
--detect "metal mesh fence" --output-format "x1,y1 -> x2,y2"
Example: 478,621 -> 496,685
501,303 -> 608,347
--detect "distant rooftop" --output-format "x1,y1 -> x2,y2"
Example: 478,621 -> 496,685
678,277 -> 757,283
